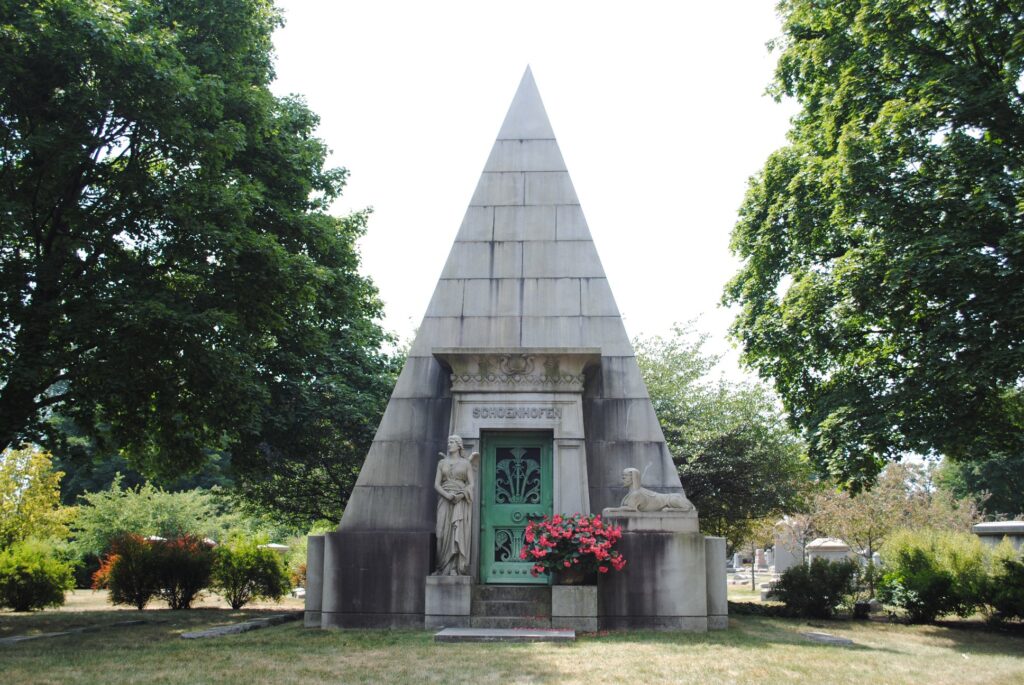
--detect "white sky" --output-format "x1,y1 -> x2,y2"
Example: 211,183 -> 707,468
270,1 -> 798,373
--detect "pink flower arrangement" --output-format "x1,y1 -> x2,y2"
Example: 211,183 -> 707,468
519,513 -> 627,577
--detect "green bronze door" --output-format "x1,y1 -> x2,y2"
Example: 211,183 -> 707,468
479,432 -> 553,584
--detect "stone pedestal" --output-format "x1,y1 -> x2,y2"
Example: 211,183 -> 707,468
304,535 -> 325,628
600,509 -> 708,631
552,585 -> 598,632
704,536 -> 728,630
425,575 -> 472,628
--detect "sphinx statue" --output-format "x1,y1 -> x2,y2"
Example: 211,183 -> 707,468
608,467 -> 694,513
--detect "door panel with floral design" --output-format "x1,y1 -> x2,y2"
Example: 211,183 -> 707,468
480,432 -> 553,584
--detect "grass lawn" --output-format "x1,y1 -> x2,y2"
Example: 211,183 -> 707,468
1,591 -> 1022,684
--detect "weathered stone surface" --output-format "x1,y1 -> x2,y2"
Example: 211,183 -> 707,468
470,172 -> 525,206
801,631 -> 855,646
425,575 -> 472,629
580,278 -> 620,316
424,279 -> 465,317
602,509 -> 699,533
598,529 -> 709,632
321,531 -> 432,629
462,279 -> 522,317
304,535 -> 324,628
495,67 -> 556,140
705,537 -> 728,631
485,139 -> 566,172
455,206 -> 494,241
494,205 -> 556,241
522,241 -> 603,278
522,278 -> 582,316
555,205 -> 591,241
551,585 -> 598,632
525,171 -> 579,205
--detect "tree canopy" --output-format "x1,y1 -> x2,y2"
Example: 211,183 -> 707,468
0,1 -> 392,489
724,0 -> 1024,489
635,324 -> 810,549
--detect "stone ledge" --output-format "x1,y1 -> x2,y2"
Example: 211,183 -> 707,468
601,508 -> 699,533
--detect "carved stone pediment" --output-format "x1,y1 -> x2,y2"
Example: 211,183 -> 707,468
433,348 -> 601,393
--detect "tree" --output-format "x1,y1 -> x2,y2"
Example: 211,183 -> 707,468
0,446 -> 73,548
815,462 -> 979,594
936,452 -> 1024,519
0,1 -> 390,488
635,324 -> 811,550
71,477 -> 236,558
724,0 -> 1024,490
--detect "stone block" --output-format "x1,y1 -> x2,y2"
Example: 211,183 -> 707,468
705,536 -> 728,630
456,206 -> 494,241
556,205 -> 591,240
523,241 -> 604,278
350,440 -> 438,488
552,585 -> 598,632
462,279 -> 522,317
580,317 -> 634,356
525,172 -> 579,205
424,279 -> 465,317
484,140 -> 566,172
554,440 -> 590,516
459,316 -> 522,348
520,316 -> 583,348
598,530 -> 709,631
390,356 -> 450,399
369,397 -> 452,443
336,484 -> 435,531
425,575 -> 472,629
441,242 -> 493,279
490,241 -> 524,278
304,535 -> 324,628
523,279 -> 581,316
580,278 -> 621,316
470,172 -> 524,206
582,398 -> 667,442
321,531 -> 433,629
590,356 -> 649,399
494,205 -> 556,241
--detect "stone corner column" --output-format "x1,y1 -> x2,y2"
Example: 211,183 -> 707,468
704,536 -> 728,630
304,535 -> 325,628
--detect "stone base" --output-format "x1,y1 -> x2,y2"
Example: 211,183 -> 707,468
320,530 -> 432,629
708,615 -> 728,630
600,616 -> 708,631
598,515 -> 709,632
552,585 -> 598,632
602,508 -> 699,533
303,611 -> 321,628
425,575 -> 472,628
303,535 -> 325,628
704,536 -> 728,630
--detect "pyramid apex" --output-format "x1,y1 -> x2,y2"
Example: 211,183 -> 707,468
496,66 -> 556,140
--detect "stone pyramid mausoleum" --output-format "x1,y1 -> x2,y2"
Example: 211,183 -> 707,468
305,68 -> 726,632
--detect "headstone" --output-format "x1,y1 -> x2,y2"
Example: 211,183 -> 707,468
806,537 -> 854,564
755,548 -> 766,569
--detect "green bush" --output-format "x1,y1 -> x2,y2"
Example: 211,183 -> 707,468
212,538 -> 290,609
987,557 -> 1024,622
878,529 -> 989,623
0,539 -> 75,611
773,558 -> 859,619
154,535 -> 214,610
93,533 -> 159,610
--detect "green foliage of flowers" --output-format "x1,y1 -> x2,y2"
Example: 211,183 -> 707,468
774,558 -> 859,619
211,537 -> 290,609
0,539 -> 75,612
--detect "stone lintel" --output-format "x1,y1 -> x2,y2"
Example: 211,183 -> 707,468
434,348 -> 600,394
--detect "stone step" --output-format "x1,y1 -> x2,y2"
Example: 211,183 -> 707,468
472,584 -> 551,603
435,627 -> 574,643
469,616 -> 553,629
472,599 -> 551,618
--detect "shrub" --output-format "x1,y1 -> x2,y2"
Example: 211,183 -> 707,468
212,538 -> 290,610
773,558 -> 858,619
0,539 -> 75,611
878,529 -> 989,623
93,533 -> 159,610
987,557 -> 1024,622
154,535 -> 214,610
